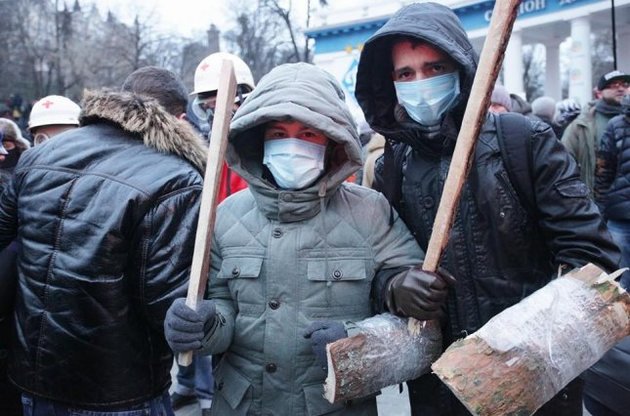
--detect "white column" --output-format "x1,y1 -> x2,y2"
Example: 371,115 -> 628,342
544,41 -> 562,100
569,16 -> 592,106
504,30 -> 525,98
618,28 -> 630,72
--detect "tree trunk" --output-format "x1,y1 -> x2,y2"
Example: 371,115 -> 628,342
324,314 -> 441,404
432,263 -> 630,416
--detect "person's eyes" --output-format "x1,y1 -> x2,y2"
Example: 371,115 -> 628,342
429,63 -> 448,74
396,70 -> 413,81
265,130 -> 286,139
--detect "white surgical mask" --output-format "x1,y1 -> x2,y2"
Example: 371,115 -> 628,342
394,71 -> 460,126
263,138 -> 326,190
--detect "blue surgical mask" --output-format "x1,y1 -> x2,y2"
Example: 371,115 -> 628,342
394,72 -> 460,126
263,138 -> 326,190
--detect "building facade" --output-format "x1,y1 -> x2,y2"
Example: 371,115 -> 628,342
306,0 -> 630,122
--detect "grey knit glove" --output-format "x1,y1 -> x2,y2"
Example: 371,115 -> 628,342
303,321 -> 347,372
164,298 -> 216,353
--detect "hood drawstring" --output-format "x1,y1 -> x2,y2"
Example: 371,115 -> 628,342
318,180 -> 333,306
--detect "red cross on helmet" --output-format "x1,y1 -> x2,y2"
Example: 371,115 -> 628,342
191,52 -> 255,96
28,95 -> 81,131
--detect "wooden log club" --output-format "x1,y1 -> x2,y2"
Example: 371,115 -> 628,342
432,264 -> 630,416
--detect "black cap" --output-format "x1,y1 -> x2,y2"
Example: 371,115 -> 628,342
598,70 -> 630,90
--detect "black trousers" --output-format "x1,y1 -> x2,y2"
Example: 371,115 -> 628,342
408,373 -> 584,416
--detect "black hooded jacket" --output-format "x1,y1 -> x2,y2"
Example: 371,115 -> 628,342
357,1 -> 618,335
356,5 -> 619,413
0,90 -> 206,408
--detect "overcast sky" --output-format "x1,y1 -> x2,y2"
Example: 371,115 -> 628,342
87,0 -> 308,39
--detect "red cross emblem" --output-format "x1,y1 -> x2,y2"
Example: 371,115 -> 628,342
41,100 -> 54,109
200,63 -> 210,71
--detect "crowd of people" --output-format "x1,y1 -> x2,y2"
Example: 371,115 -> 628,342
1,2 -> 629,416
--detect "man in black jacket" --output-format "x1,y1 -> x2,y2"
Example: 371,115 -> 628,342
355,3 -> 620,415
0,67 -> 206,415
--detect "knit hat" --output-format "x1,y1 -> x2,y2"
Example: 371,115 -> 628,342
553,98 -> 581,126
597,70 -> 630,91
531,96 -> 556,120
490,84 -> 512,112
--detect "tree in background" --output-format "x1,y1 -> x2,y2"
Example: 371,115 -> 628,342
591,28 -> 615,87
223,0 -> 328,81
0,0 -> 185,103
522,44 -> 545,102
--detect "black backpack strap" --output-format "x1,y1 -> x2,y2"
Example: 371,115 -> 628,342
495,112 -> 536,215
379,139 -> 409,225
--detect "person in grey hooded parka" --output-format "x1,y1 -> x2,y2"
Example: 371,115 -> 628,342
164,63 -> 426,416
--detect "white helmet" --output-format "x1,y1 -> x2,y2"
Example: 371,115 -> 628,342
191,52 -> 255,96
28,95 -> 81,131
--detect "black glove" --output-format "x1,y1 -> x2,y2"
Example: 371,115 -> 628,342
386,263 -> 456,321
164,298 -> 216,353
303,321 -> 347,372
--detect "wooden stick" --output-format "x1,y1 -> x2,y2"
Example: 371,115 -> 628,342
422,0 -> 521,272
406,0 -> 522,335
178,60 -> 237,366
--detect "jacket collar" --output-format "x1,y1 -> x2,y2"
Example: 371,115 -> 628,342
80,90 -> 207,173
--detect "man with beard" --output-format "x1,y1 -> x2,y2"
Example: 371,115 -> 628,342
562,70 -> 630,191
354,3 -> 620,415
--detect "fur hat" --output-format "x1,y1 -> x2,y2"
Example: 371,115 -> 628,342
491,84 -> 512,112
0,118 -> 31,151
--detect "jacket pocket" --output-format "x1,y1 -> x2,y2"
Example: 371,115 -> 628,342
218,257 -> 263,279
303,384 -> 344,416
554,178 -> 589,198
212,359 -> 253,414
306,259 -> 366,282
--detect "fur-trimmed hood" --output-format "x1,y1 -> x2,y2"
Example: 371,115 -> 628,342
80,89 -> 207,173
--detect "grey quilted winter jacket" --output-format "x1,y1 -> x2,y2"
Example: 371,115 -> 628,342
201,63 -> 424,416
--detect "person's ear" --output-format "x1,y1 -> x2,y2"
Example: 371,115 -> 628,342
178,113 -> 188,121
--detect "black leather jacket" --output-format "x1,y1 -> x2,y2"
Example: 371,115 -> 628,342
0,90 -> 206,408
375,115 -> 620,341
356,4 -> 620,415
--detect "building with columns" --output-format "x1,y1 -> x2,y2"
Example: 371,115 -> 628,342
306,0 -> 630,122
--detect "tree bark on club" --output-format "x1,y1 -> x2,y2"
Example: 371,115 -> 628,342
432,263 -> 630,416
323,314 -> 441,404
